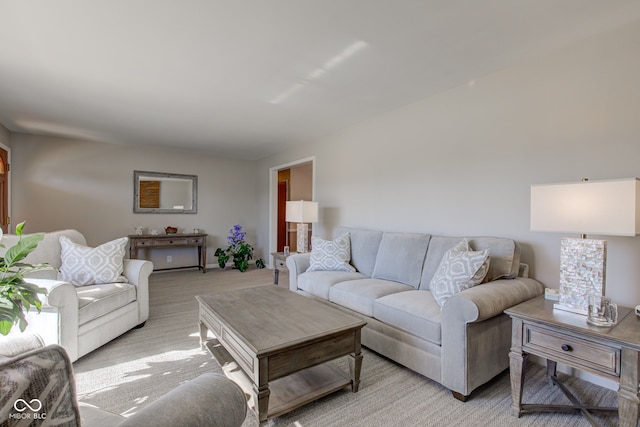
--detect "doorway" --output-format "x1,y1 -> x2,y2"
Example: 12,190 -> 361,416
0,146 -> 8,234
270,157 -> 315,257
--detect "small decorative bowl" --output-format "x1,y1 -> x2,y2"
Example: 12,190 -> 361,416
165,226 -> 178,234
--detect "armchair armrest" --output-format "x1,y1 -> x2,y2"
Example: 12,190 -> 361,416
23,278 -> 80,360
119,373 -> 247,427
286,253 -> 311,291
0,333 -> 44,357
123,259 -> 154,324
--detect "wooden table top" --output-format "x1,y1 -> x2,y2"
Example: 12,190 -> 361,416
197,286 -> 366,354
505,296 -> 640,350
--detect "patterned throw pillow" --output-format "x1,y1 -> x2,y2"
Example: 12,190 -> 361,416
0,345 -> 81,426
59,236 -> 128,286
307,234 -> 356,272
430,239 -> 491,308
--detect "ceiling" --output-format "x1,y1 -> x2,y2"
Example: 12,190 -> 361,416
1,1 -> 640,160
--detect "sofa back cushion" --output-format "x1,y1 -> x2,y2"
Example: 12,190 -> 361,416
419,236 -> 521,290
0,229 -> 87,280
371,232 -> 431,288
336,227 -> 383,277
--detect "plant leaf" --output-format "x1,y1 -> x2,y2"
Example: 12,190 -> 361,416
3,234 -> 44,267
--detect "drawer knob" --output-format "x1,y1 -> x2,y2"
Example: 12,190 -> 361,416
561,344 -> 573,352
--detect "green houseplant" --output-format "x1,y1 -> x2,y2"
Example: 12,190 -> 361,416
215,224 -> 265,272
0,222 -> 50,335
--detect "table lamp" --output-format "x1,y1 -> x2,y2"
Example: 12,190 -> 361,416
530,177 -> 640,314
285,200 -> 318,253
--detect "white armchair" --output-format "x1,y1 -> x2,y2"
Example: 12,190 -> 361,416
2,230 -> 153,362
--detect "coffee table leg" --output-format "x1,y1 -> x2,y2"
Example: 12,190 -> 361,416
199,322 -> 208,348
252,383 -> 270,423
349,350 -> 363,392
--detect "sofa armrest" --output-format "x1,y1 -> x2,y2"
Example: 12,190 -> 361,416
23,278 -> 80,360
119,373 -> 247,427
0,333 -> 45,357
439,277 -> 544,396
442,277 -> 544,324
285,253 -> 311,291
123,259 -> 154,324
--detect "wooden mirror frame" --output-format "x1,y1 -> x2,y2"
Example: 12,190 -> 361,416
133,170 -> 198,214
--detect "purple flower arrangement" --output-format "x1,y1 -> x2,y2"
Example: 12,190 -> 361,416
215,225 -> 265,272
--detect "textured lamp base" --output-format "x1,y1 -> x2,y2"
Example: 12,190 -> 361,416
555,237 -> 606,315
296,223 -> 309,253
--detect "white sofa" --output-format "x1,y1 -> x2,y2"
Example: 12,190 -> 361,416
2,229 -> 153,362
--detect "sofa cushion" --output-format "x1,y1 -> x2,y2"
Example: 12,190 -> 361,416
60,236 -> 128,286
0,230 -> 87,280
420,236 -> 520,290
430,240 -> 490,307
77,283 -> 137,325
298,271 -> 367,299
336,227 -> 383,277
467,237 -> 520,281
329,278 -> 413,317
373,290 -> 442,345
371,232 -> 430,288
308,234 -> 356,273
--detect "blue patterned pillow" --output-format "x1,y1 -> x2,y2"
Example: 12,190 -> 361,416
430,239 -> 491,308
308,234 -> 356,272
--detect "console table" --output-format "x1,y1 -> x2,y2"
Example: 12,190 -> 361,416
505,296 -> 639,427
128,233 -> 207,273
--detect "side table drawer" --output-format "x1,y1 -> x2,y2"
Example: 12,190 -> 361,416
524,324 -> 620,376
275,258 -> 288,271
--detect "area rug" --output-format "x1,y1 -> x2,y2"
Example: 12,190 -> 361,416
73,269 -> 619,426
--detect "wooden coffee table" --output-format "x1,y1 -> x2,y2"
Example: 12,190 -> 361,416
196,286 -> 366,423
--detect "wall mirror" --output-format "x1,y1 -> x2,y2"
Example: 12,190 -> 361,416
133,170 -> 197,214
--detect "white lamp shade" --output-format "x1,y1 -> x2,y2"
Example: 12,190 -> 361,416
285,200 -> 318,223
530,178 -> 640,236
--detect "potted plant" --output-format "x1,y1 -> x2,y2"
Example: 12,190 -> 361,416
215,224 -> 265,272
0,222 -> 50,335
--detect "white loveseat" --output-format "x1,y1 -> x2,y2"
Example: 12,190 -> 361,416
2,229 -> 153,362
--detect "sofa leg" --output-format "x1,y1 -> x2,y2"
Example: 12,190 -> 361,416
452,391 -> 469,402
134,321 -> 146,329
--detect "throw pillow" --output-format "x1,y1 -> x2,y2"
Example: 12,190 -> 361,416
0,345 -> 82,425
430,239 -> 491,308
59,236 -> 128,286
307,233 -> 356,273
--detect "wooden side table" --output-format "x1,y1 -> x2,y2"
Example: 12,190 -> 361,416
271,252 -> 289,285
505,296 -> 640,427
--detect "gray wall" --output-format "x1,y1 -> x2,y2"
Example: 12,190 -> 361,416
257,20 -> 640,306
10,134 -> 259,270
6,20 -> 640,308
0,123 -> 11,147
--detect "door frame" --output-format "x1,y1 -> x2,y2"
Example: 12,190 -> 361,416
268,156 -> 315,267
0,142 -> 10,233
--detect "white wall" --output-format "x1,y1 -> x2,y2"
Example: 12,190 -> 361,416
258,20 -> 640,307
11,134 -> 260,269
0,123 -> 10,147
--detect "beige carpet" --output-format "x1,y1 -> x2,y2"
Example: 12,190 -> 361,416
73,268 -> 619,426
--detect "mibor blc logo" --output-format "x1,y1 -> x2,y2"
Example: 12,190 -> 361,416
10,398 -> 47,420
